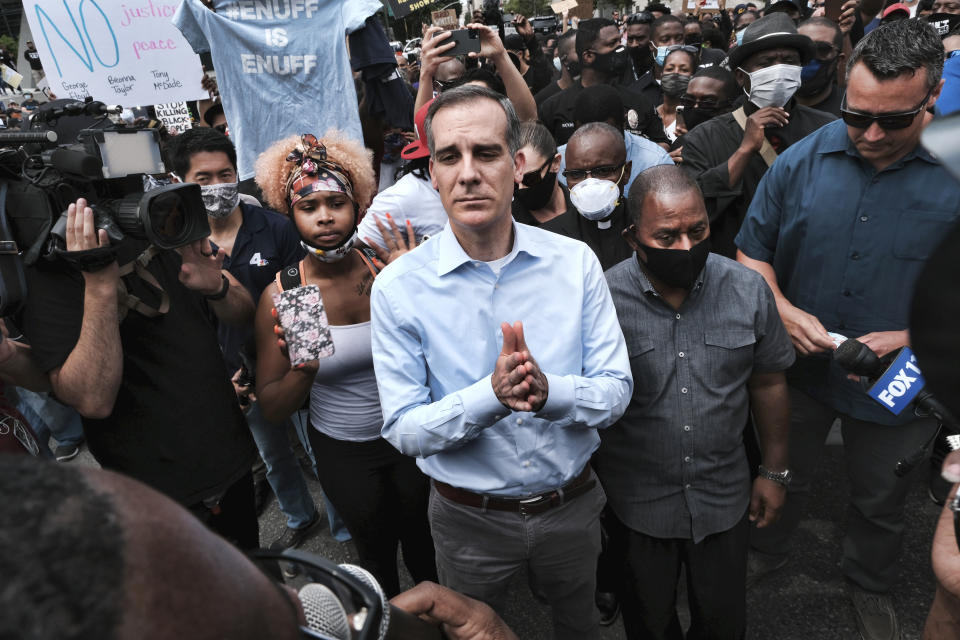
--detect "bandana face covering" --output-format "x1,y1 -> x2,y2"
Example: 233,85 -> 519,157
200,182 -> 240,219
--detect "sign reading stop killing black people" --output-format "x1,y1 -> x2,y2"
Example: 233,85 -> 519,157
22,0 -> 207,106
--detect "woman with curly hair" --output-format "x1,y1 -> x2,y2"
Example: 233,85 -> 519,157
253,130 -> 437,596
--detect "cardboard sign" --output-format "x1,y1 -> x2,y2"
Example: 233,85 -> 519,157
683,0 -> 724,11
1,65 -> 22,90
155,101 -> 192,134
867,347 -> 927,415
431,9 -> 458,28
551,0 -> 579,13
22,0 -> 207,106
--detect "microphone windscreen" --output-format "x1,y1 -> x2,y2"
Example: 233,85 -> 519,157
339,564 -> 390,640
833,339 -> 883,378
298,582 -> 351,640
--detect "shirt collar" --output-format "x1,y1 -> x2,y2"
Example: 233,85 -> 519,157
819,119 -> 939,165
627,251 -> 709,298
436,219 -> 549,277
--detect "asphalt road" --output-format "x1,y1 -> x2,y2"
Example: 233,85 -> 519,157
70,429 -> 941,639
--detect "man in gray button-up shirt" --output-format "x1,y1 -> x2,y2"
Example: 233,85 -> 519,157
596,165 -> 795,639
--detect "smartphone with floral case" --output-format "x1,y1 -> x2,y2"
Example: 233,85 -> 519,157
272,285 -> 334,366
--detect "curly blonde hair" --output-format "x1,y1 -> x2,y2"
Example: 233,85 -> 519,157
254,129 -> 376,215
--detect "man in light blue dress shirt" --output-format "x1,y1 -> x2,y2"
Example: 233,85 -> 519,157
371,85 -> 633,639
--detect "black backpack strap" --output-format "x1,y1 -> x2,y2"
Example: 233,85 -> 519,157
275,260 -> 306,292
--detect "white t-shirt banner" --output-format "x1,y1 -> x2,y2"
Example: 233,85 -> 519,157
155,101 -> 193,134
22,0 -> 207,107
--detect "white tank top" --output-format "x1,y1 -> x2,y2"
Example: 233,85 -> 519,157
309,321 -> 383,441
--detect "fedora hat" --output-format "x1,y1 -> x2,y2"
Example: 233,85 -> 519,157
728,12 -> 814,70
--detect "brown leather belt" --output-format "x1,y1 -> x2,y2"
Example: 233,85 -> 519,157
433,466 -> 595,516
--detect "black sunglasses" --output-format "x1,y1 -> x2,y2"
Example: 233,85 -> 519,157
213,123 -> 228,134
521,157 -> 554,187
626,11 -> 654,24
561,164 -> 624,182
811,41 -> 840,61
840,86 -> 933,131
433,78 -> 456,93
678,94 -> 729,110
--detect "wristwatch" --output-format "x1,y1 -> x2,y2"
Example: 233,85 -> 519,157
758,465 -> 793,487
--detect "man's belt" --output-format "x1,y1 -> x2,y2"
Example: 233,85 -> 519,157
433,466 -> 595,516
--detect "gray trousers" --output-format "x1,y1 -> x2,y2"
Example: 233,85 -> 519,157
751,386 -> 937,592
428,475 -> 606,640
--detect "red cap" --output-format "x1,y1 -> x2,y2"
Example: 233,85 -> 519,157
882,3 -> 909,17
400,98 -> 434,161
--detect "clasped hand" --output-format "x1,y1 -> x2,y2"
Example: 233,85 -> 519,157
491,321 -> 548,413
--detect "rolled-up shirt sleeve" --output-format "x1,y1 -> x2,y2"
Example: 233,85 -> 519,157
372,281 -> 507,458
536,252 -> 633,427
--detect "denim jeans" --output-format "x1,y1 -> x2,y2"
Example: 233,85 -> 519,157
15,389 -> 84,457
245,401 -> 316,529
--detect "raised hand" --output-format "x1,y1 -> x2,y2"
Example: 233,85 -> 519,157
177,238 -> 226,295
365,213 -> 417,268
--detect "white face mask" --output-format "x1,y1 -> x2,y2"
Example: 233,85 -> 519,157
570,178 -> 620,221
200,182 -> 240,219
301,227 -> 359,263
553,56 -> 562,72
740,64 -> 802,109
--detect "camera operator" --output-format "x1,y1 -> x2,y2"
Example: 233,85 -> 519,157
19,196 -> 261,550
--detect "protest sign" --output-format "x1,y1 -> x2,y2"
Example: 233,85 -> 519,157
22,0 -> 207,106
155,101 -> 193,134
550,0 -> 579,13
1,65 -> 22,91
431,9 -> 458,28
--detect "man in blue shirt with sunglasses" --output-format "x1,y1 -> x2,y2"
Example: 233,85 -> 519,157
736,19 -> 960,640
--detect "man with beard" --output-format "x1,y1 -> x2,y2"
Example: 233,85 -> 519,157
598,164 -> 793,640
624,12 -> 658,101
539,18 -> 667,147
679,14 -> 835,258
795,17 -> 846,116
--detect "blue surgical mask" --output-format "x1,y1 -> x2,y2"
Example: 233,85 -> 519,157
654,45 -> 669,67
800,58 -> 822,82
735,29 -> 746,46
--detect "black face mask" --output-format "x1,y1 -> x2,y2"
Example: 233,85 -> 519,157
684,35 -> 703,47
629,45 -> 654,75
682,105 -> 722,131
514,171 -> 558,211
796,57 -> 837,98
637,236 -> 711,289
564,58 -> 581,78
660,73 -> 690,98
590,45 -> 630,77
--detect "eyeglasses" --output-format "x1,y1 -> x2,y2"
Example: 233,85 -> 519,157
840,86 -> 933,130
213,123 -> 228,134
432,78 -> 456,93
249,548 -> 386,640
521,157 -> 554,186
562,164 -> 625,182
626,11 -> 654,24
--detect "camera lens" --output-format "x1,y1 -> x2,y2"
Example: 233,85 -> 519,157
148,191 -> 187,245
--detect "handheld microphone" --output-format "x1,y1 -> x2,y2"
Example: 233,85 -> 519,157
834,339 -> 960,476
298,564 -> 442,640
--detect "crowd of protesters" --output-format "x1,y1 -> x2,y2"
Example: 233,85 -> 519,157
3,1 -> 960,639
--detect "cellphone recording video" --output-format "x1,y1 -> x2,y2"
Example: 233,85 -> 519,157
442,29 -> 481,57
675,105 -> 686,131
272,285 -> 334,366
